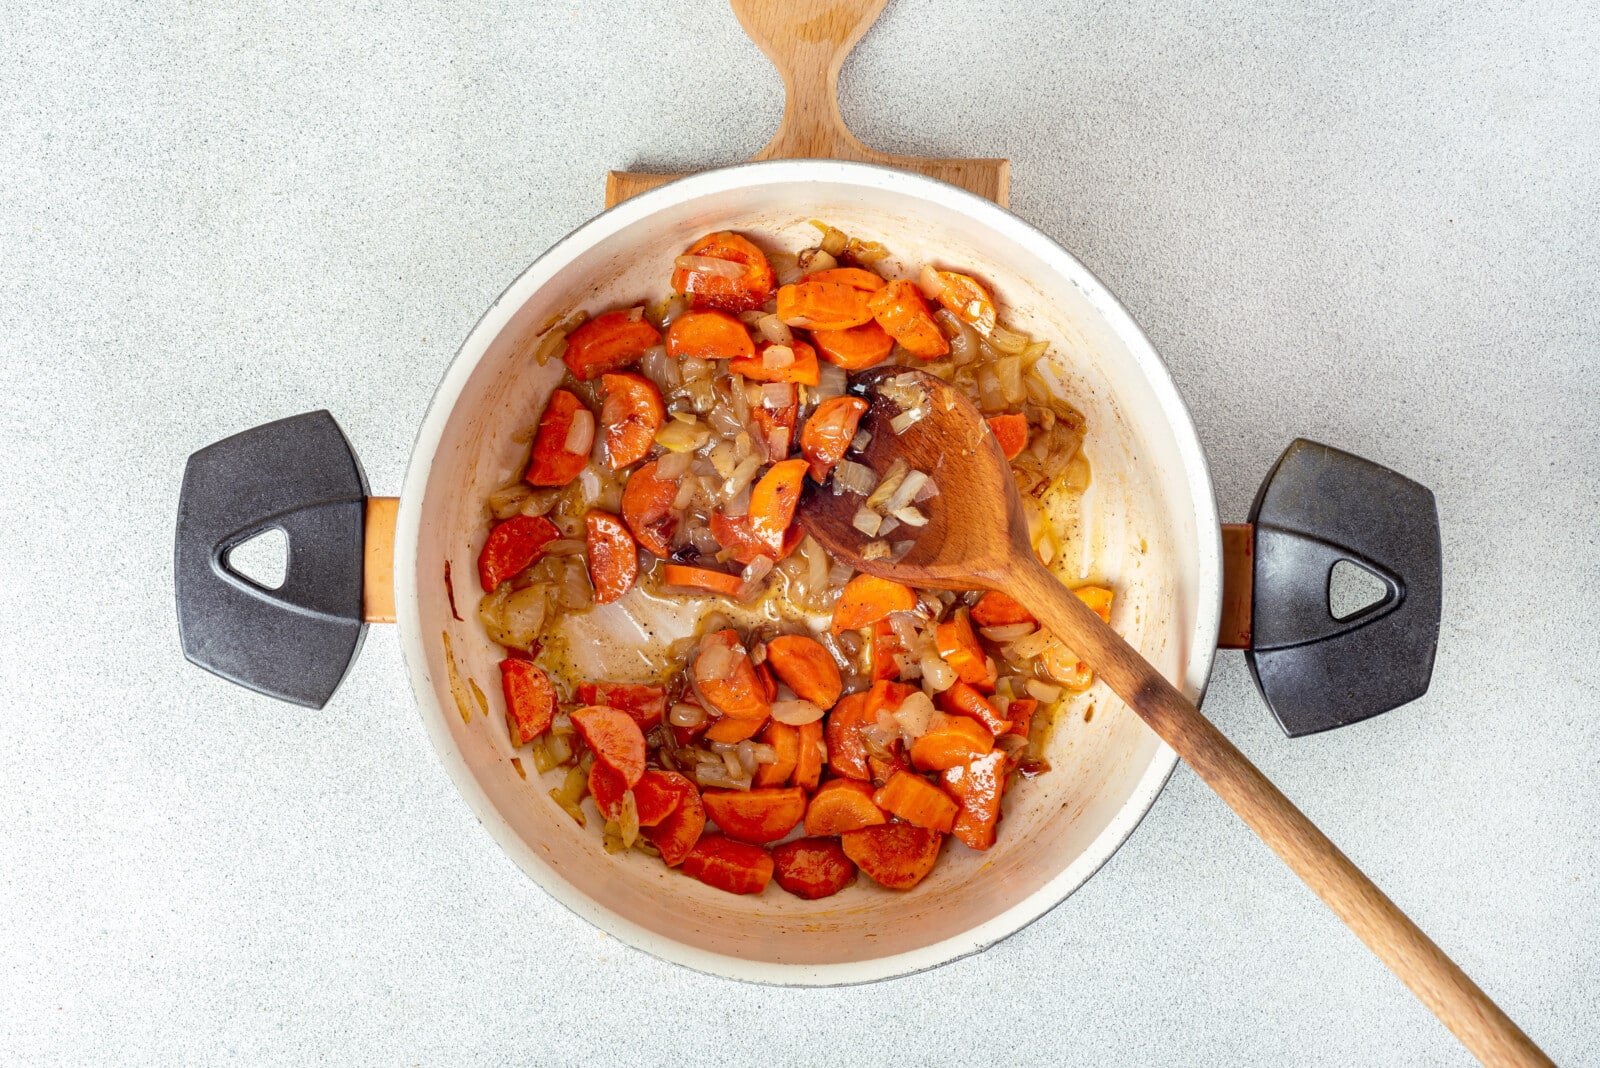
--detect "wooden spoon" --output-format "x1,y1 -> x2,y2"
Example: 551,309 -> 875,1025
800,367 -> 1549,1068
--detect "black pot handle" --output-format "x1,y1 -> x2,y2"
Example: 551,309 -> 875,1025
175,410 -> 369,708
1242,439 -> 1442,737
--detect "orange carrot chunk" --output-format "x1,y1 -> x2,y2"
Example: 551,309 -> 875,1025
499,658 -> 556,745
803,778 -> 887,835
660,563 -> 744,599
477,514 -> 560,592
1004,697 -> 1039,739
942,749 -> 1007,850
764,634 -> 844,709
619,458 -> 678,557
584,510 -> 638,605
987,413 -> 1029,461
752,721 -> 800,787
909,711 -> 995,772
840,823 -> 943,890
633,769 -> 695,827
729,340 -> 821,385
599,372 -> 665,469
666,309 -> 756,361
869,618 -> 906,681
873,771 -> 959,833
588,759 -> 629,821
771,837 -> 858,900
823,690 -> 874,781
749,392 -> 799,461
643,782 -> 705,865
574,681 -> 666,731
692,629 -> 771,721
747,458 -> 808,557
671,232 -> 775,313
805,267 -> 887,292
562,309 -> 661,381
971,590 -> 1036,628
800,395 -> 869,482
702,714 -> 767,743
935,608 -> 994,690
793,719 -> 825,790
931,271 -> 997,335
867,280 -> 949,359
708,510 -> 803,566
812,320 -> 895,370
831,574 -> 918,634
775,280 -> 875,331
936,681 -> 1010,737
1073,584 -> 1115,623
570,705 -> 647,787
524,389 -> 594,487
681,835 -> 774,895
701,786 -> 807,844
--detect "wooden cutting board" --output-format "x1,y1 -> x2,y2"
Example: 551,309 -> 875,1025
605,0 -> 1010,209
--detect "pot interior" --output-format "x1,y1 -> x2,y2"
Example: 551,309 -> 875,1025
396,162 -> 1219,982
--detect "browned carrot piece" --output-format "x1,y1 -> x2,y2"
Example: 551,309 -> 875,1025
692,629 -> 771,721
872,771 -> 959,833
775,280 -> 874,331
499,659 -> 555,745
728,340 -> 821,385
660,563 -> 744,599
942,749 -> 1007,850
823,690 -> 874,780
805,267 -> 886,292
701,786 -> 807,844
1004,697 -> 1039,739
562,309 -> 661,381
971,590 -> 1035,628
1040,642 -> 1095,690
931,271 -> 997,334
574,682 -> 667,731
619,459 -> 678,556
666,309 -> 756,361
703,714 -> 767,743
867,280 -> 949,359
633,769 -> 695,827
811,321 -> 894,370
570,705 -> 646,787
477,514 -> 560,592
936,681 -> 1009,737
747,458 -> 808,556
840,823 -> 943,889
671,232 -> 775,313
752,721 -> 799,787
830,574 -> 918,634
771,837 -> 857,899
708,510 -> 803,566
802,779 -> 886,835
588,759 -> 629,821
680,835 -> 774,895
599,372 -> 665,469
749,395 -> 798,461
987,413 -> 1028,461
642,782 -> 705,866
799,395 -> 869,482
935,608 -> 994,690
869,618 -> 906,681
1073,585 -> 1114,622
793,720 -> 824,790
864,679 -> 918,721
584,510 -> 638,605
909,712 -> 995,772
523,389 -> 593,487
764,634 -> 843,709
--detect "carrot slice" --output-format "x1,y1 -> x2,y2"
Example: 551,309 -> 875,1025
671,232 -> 775,313
665,309 -> 755,362
942,749 -> 1007,850
764,634 -> 843,709
633,769 -> 694,827
574,681 -> 666,731
703,714 -> 767,743
937,681 -> 1009,737
841,822 -> 943,889
803,778 -> 886,835
643,782 -> 705,866
771,837 -> 857,900
708,510 -> 802,566
661,563 -> 744,598
987,413 -> 1029,461
863,678 -> 917,719
570,705 -> 646,787
680,835 -> 773,895
775,280 -> 874,331
752,721 -> 800,787
800,395 -> 869,482
499,659 -> 556,745
909,712 -> 994,772
584,510 -> 638,605
1004,697 -> 1039,739
812,320 -> 894,370
1073,584 -> 1114,623
741,457 -> 806,555
831,575 -> 918,634
589,759 -> 629,821
729,340 -> 821,385
477,514 -> 560,592
562,309 -> 661,381
619,458 -> 677,557
793,720 -> 824,790
873,772 -> 959,834
523,389 -> 593,487
935,608 -> 994,690
931,271 -> 997,335
805,267 -> 886,292
869,618 -> 906,681
823,690 -> 874,780
749,395 -> 798,461
692,629 -> 771,720
701,786 -> 806,844
867,280 -> 949,359
599,372 -> 665,469
1037,587 -> 1113,688
971,590 -> 1035,628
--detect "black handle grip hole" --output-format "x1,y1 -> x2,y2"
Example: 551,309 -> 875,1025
225,527 -> 289,591
1329,558 -> 1391,621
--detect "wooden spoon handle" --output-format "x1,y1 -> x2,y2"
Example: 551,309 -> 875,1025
1004,558 -> 1551,1067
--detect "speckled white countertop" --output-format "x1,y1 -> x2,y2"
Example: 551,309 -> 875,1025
2,1 -> 1596,1064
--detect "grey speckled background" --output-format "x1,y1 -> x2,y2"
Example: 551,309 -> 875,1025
2,1 -> 1597,1064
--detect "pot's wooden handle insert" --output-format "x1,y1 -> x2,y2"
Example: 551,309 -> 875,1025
1219,523 -> 1253,649
605,0 -> 1009,208
363,497 -> 398,624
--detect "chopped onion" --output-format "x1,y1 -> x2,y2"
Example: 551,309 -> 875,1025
655,449 -> 693,480
762,345 -> 795,370
669,703 -> 707,728
890,540 -> 916,561
724,484 -> 751,518
761,382 -> 795,409
756,314 -> 793,345
920,651 -> 957,691
977,365 -> 1006,412
1026,679 -> 1064,702
799,247 -> 838,272
655,418 -> 709,454
814,363 -> 848,401
660,295 -> 688,328
849,429 -> 872,452
738,554 -> 775,600
543,539 -> 586,557
851,505 -> 883,537
889,407 -> 925,433
770,699 -> 826,725
723,454 -> 763,498
914,476 -> 940,502
981,622 -> 1037,643
885,470 -> 928,513
876,515 -> 900,537
893,691 -> 937,739
564,409 -> 595,455
487,481 -> 533,520
680,356 -> 713,381
675,254 -> 744,279
866,459 -> 909,509
996,356 -> 1025,405
831,460 -> 877,497
989,323 -> 1032,355
749,742 -> 779,764
1007,629 -> 1056,660
861,539 -> 890,561
671,474 -> 699,510
893,505 -> 928,528
918,264 -> 945,300
765,427 -> 790,460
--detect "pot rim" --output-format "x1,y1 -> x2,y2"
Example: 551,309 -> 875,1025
394,159 -> 1222,985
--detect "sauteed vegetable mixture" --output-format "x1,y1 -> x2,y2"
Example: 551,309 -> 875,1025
473,222 -> 1112,898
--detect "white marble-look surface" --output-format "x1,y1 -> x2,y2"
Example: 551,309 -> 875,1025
1,1 -> 1596,1064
